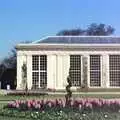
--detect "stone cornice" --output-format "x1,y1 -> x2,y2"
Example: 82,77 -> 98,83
16,44 -> 120,51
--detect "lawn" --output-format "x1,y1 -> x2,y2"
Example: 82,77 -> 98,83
0,93 -> 120,101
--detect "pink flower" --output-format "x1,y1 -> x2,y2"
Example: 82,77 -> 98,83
48,102 -> 52,107
16,103 -> 19,108
70,100 -> 74,106
85,102 -> 92,109
60,99 -> 65,107
12,103 -> 16,108
78,104 -> 82,110
27,101 -> 31,108
35,104 -> 41,109
7,98 -> 120,111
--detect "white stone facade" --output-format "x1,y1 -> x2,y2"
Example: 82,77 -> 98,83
16,43 -> 120,90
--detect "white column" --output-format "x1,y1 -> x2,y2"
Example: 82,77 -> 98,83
47,55 -> 57,89
16,54 -> 22,90
105,55 -> 109,88
100,55 -> 104,88
56,55 -> 63,89
101,55 -> 106,88
27,55 -> 32,89
82,55 -> 89,87
16,53 -> 26,90
62,55 -> 70,89
101,54 -> 109,88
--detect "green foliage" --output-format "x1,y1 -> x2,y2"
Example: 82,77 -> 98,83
86,23 -> 115,36
0,47 -> 16,69
57,28 -> 85,36
57,23 -> 115,36
1,108 -> 120,120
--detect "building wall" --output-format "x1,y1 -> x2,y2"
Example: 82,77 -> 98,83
17,49 -> 120,90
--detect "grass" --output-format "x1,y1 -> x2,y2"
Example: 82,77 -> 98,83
0,94 -> 120,101
0,103 -> 6,109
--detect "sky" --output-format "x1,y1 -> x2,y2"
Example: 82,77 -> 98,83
0,0 -> 120,61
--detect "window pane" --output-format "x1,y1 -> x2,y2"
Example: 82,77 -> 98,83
40,72 -> 47,87
70,55 -> 81,70
70,55 -> 81,86
110,71 -> 120,86
40,55 -> 47,70
90,71 -> 101,86
32,72 -> 39,89
90,55 -> 101,87
70,70 -> 81,86
109,55 -> 120,87
32,56 -> 39,70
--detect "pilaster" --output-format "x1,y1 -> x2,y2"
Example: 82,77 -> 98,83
47,55 -> 57,89
27,55 -> 32,89
56,55 -> 63,89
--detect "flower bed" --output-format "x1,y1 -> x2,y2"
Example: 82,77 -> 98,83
6,98 -> 120,112
1,98 -> 120,120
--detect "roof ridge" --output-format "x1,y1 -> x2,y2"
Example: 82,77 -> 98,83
49,35 -> 120,38
31,36 -> 120,44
